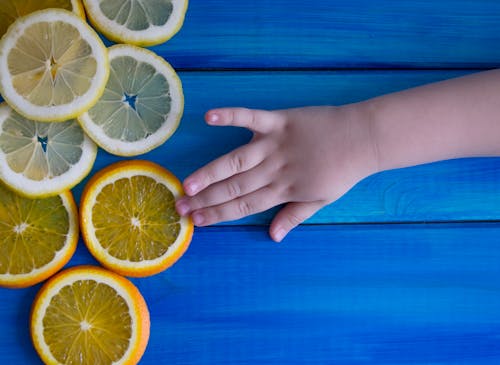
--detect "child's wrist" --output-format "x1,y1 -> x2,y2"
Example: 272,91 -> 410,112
340,102 -> 382,178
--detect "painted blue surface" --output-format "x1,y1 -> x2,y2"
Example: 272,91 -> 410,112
2,224 -> 500,364
70,70 -> 500,224
151,0 -> 500,69
1,1 -> 500,364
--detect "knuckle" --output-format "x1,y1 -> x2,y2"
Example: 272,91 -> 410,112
228,153 -> 245,173
248,110 -> 257,129
188,195 -> 205,210
228,109 -> 236,123
237,199 -> 254,217
203,169 -> 217,186
198,208 -> 215,225
226,180 -> 242,198
285,212 -> 304,227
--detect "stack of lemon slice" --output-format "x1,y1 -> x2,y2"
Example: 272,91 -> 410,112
0,1 -> 192,364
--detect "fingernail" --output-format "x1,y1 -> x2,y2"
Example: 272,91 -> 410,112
208,113 -> 219,124
273,228 -> 286,243
185,181 -> 199,195
192,212 -> 205,226
176,200 -> 190,215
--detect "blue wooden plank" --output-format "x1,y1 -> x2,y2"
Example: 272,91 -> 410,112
2,70 -> 499,225
2,223 -> 500,364
150,0 -> 500,69
68,70 -> 500,225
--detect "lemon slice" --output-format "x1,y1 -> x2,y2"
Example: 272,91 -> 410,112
31,265 -> 150,365
0,9 -> 109,122
78,44 -> 183,156
83,0 -> 188,46
0,183 -> 78,288
0,0 -> 85,39
80,160 -> 193,277
0,103 -> 97,198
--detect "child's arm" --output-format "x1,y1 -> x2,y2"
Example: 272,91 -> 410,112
366,69 -> 500,171
176,69 -> 500,242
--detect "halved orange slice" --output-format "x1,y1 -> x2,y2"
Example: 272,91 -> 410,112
80,160 -> 193,277
0,182 -> 78,288
31,265 -> 150,364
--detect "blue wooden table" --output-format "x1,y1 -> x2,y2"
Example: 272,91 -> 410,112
2,1 -> 500,363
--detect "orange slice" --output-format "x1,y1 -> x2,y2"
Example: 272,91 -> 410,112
0,182 -> 78,288
80,160 -> 193,277
31,265 -> 150,364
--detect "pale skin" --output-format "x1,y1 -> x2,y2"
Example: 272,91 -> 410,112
175,69 -> 500,242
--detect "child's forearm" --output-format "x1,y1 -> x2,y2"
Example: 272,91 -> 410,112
360,69 -> 500,172
177,69 -> 500,241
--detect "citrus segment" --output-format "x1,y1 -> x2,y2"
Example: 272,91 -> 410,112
0,183 -> 77,288
83,0 -> 188,46
0,103 -> 97,198
0,0 -> 85,38
31,265 -> 150,365
78,44 -> 183,156
80,160 -> 193,277
0,9 -> 109,122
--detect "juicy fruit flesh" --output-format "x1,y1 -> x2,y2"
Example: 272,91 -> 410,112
43,279 -> 132,364
0,111 -> 84,181
0,0 -> 74,37
87,55 -> 172,143
8,20 -> 97,107
100,0 -> 173,30
92,175 -> 180,261
0,183 -> 68,275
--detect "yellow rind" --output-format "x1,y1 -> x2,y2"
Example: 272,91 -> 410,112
83,0 -> 188,47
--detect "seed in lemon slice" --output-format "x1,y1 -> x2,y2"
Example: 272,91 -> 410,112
0,9 -> 109,122
0,103 -> 97,198
0,183 -> 78,288
0,0 -> 85,39
78,44 -> 183,156
80,160 -> 193,277
83,0 -> 188,46
31,265 -> 150,365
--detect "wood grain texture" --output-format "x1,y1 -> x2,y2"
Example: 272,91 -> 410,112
0,2 -> 498,364
2,223 -> 500,364
151,0 -> 500,69
69,70 -> 500,225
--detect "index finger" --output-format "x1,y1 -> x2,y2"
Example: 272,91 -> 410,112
206,107 -> 283,134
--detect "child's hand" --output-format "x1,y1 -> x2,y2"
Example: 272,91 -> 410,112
176,106 -> 379,242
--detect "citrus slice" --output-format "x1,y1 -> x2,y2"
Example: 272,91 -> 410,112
0,0 -> 85,39
80,160 -> 193,277
78,44 -> 183,156
0,183 -> 78,288
0,9 -> 109,122
83,0 -> 188,46
0,103 -> 97,198
31,265 -> 150,365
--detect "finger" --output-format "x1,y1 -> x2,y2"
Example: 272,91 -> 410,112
269,201 -> 325,242
190,186 -> 282,226
205,107 -> 283,134
177,159 -> 278,215
183,138 -> 271,196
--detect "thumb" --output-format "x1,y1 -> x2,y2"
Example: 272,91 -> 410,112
270,201 -> 325,242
